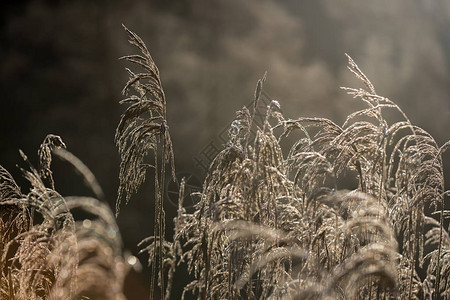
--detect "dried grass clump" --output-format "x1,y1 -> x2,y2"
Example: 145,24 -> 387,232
167,53 -> 449,299
0,135 -> 128,300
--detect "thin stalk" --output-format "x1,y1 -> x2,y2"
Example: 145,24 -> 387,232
159,141 -> 166,299
434,196 -> 444,300
150,154 -> 159,300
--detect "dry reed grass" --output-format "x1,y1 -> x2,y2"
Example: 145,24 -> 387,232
0,27 -> 448,300
0,136 -> 128,299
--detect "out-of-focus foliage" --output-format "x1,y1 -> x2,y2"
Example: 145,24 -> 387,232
0,136 -> 129,299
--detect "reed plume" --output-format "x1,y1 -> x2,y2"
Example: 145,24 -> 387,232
115,26 -> 175,300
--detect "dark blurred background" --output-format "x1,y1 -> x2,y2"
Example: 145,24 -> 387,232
1,0 -> 449,298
